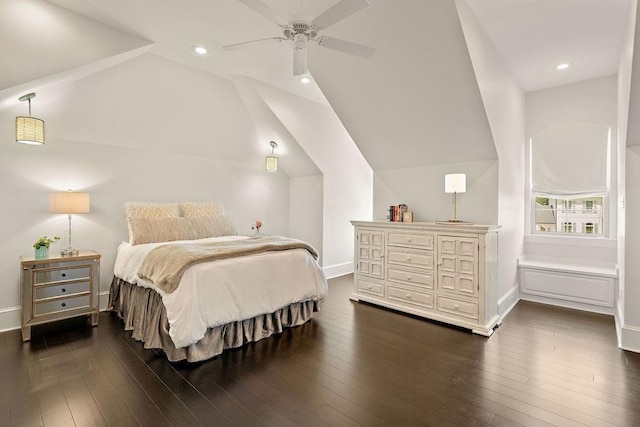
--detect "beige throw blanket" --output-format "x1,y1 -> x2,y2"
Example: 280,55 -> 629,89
138,236 -> 319,294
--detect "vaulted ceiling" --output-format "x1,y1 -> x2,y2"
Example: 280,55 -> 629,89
1,0 -> 632,170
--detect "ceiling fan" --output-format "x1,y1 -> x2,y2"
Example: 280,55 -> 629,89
223,0 -> 375,76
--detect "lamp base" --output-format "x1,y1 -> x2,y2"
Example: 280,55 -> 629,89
60,247 -> 79,256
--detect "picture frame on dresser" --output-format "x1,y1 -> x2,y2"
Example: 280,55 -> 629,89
350,220 -> 501,336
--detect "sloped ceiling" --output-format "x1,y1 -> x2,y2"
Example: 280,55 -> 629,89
308,0 -> 497,169
0,0 -> 152,97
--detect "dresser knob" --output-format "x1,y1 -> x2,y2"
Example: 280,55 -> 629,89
61,273 -> 66,278
406,257 -> 412,262
367,285 -> 372,290
454,304 -> 459,310
61,303 -> 66,308
407,276 -> 412,281
61,288 -> 66,293
407,239 -> 412,243
406,294 -> 411,299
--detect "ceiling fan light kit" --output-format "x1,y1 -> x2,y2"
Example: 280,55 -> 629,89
225,0 -> 375,77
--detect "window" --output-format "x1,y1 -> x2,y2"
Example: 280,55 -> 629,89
530,122 -> 610,237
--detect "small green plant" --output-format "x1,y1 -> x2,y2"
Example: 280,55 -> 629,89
33,236 -> 60,249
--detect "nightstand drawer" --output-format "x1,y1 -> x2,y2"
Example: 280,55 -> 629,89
388,233 -> 434,249
34,294 -> 91,316
388,268 -> 434,288
34,280 -> 90,300
34,265 -> 91,285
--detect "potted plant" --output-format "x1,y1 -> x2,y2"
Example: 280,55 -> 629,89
33,236 -> 60,259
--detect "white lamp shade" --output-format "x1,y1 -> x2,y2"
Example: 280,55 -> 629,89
265,155 -> 278,172
16,116 -> 45,145
50,192 -> 90,214
445,173 -> 466,193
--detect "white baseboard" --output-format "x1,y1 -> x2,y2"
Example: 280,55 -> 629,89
0,306 -> 21,333
620,324 -> 640,353
323,262 -> 354,279
615,299 -> 624,349
100,290 -> 110,311
498,284 -> 520,321
520,293 -> 615,316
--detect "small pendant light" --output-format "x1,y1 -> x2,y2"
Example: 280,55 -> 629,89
16,93 -> 45,146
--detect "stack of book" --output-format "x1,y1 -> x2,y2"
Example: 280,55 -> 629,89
388,204 -> 408,222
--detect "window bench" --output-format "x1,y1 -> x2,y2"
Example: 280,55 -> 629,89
518,256 -> 618,313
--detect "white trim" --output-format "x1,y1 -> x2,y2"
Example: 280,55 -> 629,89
520,293 -> 615,315
0,306 -> 21,333
620,324 -> 640,353
498,284 -> 520,320
323,262 -> 353,279
524,234 -> 617,248
100,291 -> 110,311
615,298 -> 624,348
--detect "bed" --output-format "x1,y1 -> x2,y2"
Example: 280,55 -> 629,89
108,202 -> 328,362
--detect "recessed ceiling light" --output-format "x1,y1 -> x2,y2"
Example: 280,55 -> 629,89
192,45 -> 208,55
299,75 -> 312,84
556,62 -> 571,70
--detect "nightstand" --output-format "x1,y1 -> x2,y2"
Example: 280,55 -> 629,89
20,250 -> 101,342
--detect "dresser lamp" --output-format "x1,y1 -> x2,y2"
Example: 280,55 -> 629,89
445,173 -> 466,223
50,191 -> 90,256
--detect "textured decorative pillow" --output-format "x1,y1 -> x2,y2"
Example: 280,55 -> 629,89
125,202 -> 180,218
128,215 -> 237,245
180,201 -> 224,217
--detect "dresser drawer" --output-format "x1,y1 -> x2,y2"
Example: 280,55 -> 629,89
437,295 -> 478,320
387,249 -> 434,269
387,285 -> 434,309
388,233 -> 434,249
33,294 -> 91,317
357,279 -> 384,297
34,280 -> 90,300
388,268 -> 434,289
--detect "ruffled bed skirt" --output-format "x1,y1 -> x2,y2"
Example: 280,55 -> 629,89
108,277 -> 320,363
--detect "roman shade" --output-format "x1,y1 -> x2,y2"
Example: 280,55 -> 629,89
531,122 -> 610,196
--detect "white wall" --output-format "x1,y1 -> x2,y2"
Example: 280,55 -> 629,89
373,161 -> 498,224
289,176 -> 324,266
456,0 -> 526,317
525,75 -> 619,239
0,53 -> 293,331
255,85 -> 373,276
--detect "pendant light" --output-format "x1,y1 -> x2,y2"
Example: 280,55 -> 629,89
265,141 -> 279,172
16,93 -> 45,146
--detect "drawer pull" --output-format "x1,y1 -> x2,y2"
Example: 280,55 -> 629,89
407,239 -> 412,243
61,303 -> 66,308
406,294 -> 411,299
367,285 -> 372,290
61,288 -> 66,293
406,275 -> 412,281
406,257 -> 412,262
454,304 -> 460,310
61,273 -> 66,278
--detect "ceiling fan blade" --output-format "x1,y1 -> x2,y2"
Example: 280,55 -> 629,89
223,37 -> 286,51
293,45 -> 308,76
312,0 -> 369,29
317,36 -> 375,58
236,0 -> 289,26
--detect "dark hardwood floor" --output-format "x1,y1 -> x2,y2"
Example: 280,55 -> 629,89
2,274 -> 640,426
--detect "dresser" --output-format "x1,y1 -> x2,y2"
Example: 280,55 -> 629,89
20,251 -> 101,341
351,221 -> 500,336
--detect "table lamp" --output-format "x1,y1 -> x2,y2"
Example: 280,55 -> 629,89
50,191 -> 90,256
445,173 -> 466,223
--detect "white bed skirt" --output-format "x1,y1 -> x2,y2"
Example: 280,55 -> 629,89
108,277 -> 320,363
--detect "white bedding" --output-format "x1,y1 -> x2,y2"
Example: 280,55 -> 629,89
113,236 -> 328,349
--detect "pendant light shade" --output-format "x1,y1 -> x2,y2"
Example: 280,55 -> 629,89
16,93 -> 45,146
265,141 -> 279,172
